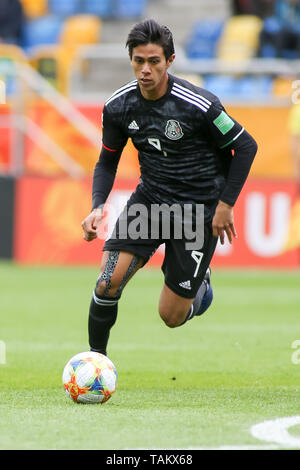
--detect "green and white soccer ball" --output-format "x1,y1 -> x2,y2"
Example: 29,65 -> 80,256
62,351 -> 118,404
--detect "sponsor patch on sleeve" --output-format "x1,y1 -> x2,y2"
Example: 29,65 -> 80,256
213,111 -> 235,135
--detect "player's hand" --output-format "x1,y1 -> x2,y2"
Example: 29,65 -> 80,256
81,208 -> 103,242
212,201 -> 237,245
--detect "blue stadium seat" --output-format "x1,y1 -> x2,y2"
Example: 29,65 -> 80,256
257,76 -> 273,95
204,75 -> 236,98
48,0 -> 81,16
115,0 -> 147,18
22,16 -> 63,50
261,44 -> 276,58
185,20 -> 224,59
260,16 -> 300,59
227,76 -> 272,100
237,76 -> 257,97
190,19 -> 225,41
204,75 -> 272,101
186,40 -> 217,59
263,17 -> 281,35
259,17 -> 280,58
84,0 -> 114,18
281,49 -> 299,59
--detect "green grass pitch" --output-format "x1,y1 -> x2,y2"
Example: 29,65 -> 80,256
0,261 -> 300,450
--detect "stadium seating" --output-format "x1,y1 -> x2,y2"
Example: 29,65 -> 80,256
238,75 -> 272,98
259,17 -> 281,58
60,15 -> 101,47
262,16 -> 281,36
204,74 -> 272,101
0,45 -> 28,98
204,75 -> 236,97
114,0 -> 147,19
217,15 -> 263,61
20,0 -> 48,18
273,77 -> 293,98
185,19 -> 224,59
30,46 -> 60,89
260,44 -> 276,58
22,15 -> 63,51
57,15 -> 102,95
84,0 -> 114,18
259,16 -> 300,59
48,0 -> 81,16
29,44 -> 76,94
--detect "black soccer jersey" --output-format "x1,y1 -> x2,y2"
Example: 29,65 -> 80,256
101,74 -> 245,207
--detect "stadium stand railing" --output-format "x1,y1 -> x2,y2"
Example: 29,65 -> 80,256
6,4 -> 300,107
0,44 -> 100,175
64,42 -> 299,105
18,0 -> 148,91
29,45 -> 70,94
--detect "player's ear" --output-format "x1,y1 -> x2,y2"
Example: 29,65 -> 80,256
167,54 -> 175,68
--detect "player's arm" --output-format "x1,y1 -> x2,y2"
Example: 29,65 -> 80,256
213,130 -> 258,244
204,98 -> 258,244
82,107 -> 127,242
82,145 -> 123,241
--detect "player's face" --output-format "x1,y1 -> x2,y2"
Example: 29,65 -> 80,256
131,43 -> 175,100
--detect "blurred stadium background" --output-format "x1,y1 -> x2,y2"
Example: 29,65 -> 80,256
1,0 -> 300,451
0,0 -> 299,268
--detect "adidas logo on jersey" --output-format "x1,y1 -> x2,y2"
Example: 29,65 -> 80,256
128,120 -> 139,130
179,280 -> 191,290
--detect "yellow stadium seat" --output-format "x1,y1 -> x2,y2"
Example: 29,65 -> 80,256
273,77 -> 293,98
20,0 -> 48,18
217,15 -> 263,62
60,15 -> 101,47
30,45 -> 60,90
56,15 -> 102,95
30,45 -> 75,95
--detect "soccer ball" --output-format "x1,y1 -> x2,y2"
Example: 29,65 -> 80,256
62,351 -> 118,404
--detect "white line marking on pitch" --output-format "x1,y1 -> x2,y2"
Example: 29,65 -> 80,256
251,416 -> 300,448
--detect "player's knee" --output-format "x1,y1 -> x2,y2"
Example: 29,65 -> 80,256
159,307 -> 183,328
95,280 -> 107,297
164,317 -> 180,328
95,278 -> 122,299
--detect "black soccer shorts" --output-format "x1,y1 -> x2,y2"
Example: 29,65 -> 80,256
103,186 -> 218,299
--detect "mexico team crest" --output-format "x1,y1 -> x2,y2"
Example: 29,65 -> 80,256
165,120 -> 184,140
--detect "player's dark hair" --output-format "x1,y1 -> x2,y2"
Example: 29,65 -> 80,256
126,19 -> 175,61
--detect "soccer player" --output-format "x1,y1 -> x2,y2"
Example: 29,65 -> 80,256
81,19 -> 258,356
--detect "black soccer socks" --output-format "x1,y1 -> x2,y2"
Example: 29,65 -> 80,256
179,277 -> 211,326
184,279 -> 209,323
88,290 -> 118,356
